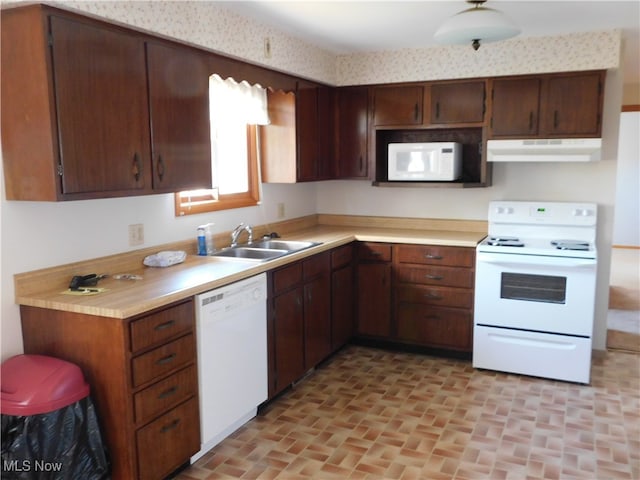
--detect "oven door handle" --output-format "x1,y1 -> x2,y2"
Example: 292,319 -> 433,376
477,252 -> 596,268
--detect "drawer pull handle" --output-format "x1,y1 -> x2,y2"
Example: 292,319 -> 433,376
425,274 -> 444,280
158,386 -> 178,400
369,251 -> 382,256
160,418 -> 180,433
154,320 -> 176,331
156,353 -> 176,365
424,254 -> 443,260
424,293 -> 442,300
425,314 -> 441,320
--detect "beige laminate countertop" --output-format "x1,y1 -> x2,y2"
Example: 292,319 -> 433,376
15,224 -> 486,319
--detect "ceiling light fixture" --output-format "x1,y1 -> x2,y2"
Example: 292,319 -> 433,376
434,0 -> 521,51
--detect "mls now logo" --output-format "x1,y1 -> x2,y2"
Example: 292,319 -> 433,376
3,459 -> 63,473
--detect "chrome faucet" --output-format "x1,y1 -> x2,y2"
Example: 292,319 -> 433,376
230,223 -> 253,247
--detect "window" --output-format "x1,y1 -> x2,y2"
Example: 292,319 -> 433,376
175,75 -> 269,216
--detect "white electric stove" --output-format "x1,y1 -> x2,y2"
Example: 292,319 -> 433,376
473,201 -> 598,384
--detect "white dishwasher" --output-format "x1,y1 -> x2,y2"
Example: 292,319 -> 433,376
192,273 -> 268,463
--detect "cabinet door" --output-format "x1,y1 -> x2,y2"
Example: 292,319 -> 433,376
260,90 -> 297,183
373,86 -> 423,126
430,81 -> 485,124
304,275 -> 331,368
490,77 -> 541,137
50,15 -> 151,195
296,86 -> 320,181
146,42 -> 212,192
332,264 -> 354,350
541,72 -> 604,137
317,86 -> 336,180
357,263 -> 392,337
335,87 -> 369,178
273,288 -> 305,393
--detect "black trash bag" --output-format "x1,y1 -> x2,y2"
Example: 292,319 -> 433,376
1,397 -> 110,480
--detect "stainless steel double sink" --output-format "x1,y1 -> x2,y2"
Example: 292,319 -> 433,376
211,240 -> 321,262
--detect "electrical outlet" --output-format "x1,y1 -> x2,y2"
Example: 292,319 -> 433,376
263,37 -> 272,58
128,224 -> 144,246
277,202 -> 285,219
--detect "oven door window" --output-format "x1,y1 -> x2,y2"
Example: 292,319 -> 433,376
500,273 -> 566,304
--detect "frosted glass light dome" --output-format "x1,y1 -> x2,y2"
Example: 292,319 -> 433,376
434,2 -> 521,50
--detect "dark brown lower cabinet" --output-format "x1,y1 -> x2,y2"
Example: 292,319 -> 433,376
356,242 -> 392,338
19,299 -> 200,480
356,263 -> 392,337
268,251 -> 331,398
271,287 -> 305,395
331,244 -> 355,349
392,244 -> 475,352
395,304 -> 473,350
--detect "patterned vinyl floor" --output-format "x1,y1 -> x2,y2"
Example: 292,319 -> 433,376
177,346 -> 640,480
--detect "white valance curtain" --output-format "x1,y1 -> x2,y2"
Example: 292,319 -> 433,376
209,75 -> 269,195
209,74 -> 270,126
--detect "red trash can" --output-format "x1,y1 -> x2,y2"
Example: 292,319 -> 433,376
1,354 -> 110,479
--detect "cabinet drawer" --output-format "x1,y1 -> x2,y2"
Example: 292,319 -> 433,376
396,285 -> 473,309
331,244 -> 353,269
134,365 -> 197,426
396,304 -> 472,350
131,334 -> 195,388
273,262 -> 303,295
396,245 -> 474,267
136,397 -> 200,480
358,242 -> 392,262
303,252 -> 330,279
395,265 -> 473,288
130,301 -> 194,353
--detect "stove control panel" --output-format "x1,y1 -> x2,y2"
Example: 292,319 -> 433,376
489,201 -> 597,227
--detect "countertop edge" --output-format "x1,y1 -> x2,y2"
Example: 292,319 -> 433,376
15,223 -> 486,318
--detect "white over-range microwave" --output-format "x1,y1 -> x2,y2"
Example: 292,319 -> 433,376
388,142 -> 462,181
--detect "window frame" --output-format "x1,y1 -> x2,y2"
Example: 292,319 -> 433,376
174,125 -> 260,216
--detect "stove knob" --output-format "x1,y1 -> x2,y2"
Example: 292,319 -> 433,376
495,207 -> 514,215
573,208 -> 592,217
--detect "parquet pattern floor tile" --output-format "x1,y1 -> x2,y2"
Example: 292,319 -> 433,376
177,346 -> 640,479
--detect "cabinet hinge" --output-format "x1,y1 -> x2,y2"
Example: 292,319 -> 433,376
56,164 -> 63,176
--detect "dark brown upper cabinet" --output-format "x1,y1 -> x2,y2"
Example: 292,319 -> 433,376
261,85 -> 335,183
428,80 -> 486,125
50,15 -> 152,197
146,41 -> 212,193
297,85 -> 335,181
373,85 -> 423,126
540,71 -> 604,137
1,5 -> 213,201
489,77 -> 541,137
335,86 -> 369,179
489,71 -> 605,139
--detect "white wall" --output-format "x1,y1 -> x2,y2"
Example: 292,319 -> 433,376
0,183 -> 317,360
0,1 -> 624,359
613,112 -> 640,247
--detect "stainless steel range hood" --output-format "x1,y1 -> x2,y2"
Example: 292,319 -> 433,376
487,138 -> 602,162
